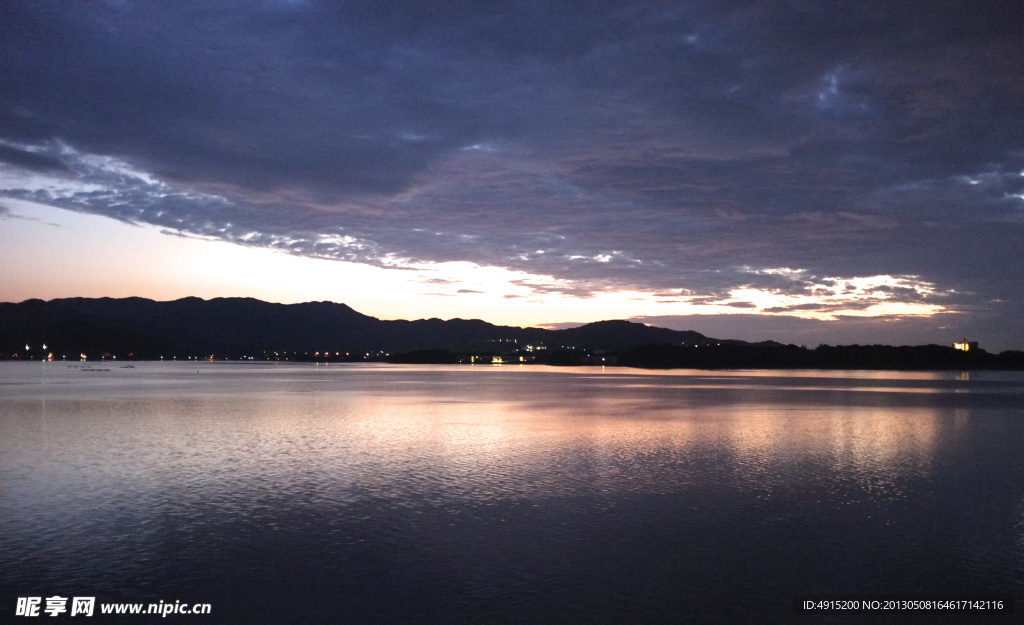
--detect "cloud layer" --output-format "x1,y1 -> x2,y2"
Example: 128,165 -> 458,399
2,1 -> 1023,344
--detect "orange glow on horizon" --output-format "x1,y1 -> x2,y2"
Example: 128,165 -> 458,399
1,198 -> 950,330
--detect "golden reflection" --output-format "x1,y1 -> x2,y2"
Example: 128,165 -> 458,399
666,402 -> 942,487
1,363 -> 960,505
820,407 -> 937,473
723,407 -> 793,455
200,384 -> 944,502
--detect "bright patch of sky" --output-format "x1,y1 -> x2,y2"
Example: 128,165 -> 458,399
0,196 -> 951,327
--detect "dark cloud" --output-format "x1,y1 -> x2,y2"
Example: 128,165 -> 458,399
1,0 -> 1023,345
0,144 -> 69,173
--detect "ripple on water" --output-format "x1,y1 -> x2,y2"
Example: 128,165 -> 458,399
1,363 -> 1022,623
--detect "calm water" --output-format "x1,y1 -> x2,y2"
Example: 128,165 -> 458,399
1,362 -> 1022,623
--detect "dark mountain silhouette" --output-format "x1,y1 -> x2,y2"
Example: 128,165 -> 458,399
616,342 -> 1024,370
548,319 -> 709,351
0,296 -> 713,360
3,297 -> 1021,369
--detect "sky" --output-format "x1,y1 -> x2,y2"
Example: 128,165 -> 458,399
1,1 -> 1023,350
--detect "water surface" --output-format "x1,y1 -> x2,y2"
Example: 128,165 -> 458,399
2,362 -> 1022,623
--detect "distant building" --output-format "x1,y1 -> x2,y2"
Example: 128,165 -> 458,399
953,339 -> 978,352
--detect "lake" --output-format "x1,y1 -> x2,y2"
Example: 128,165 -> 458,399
1,362 -> 1022,623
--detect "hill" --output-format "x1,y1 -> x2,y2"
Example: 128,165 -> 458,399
3,297 -> 1020,369
0,296 -> 712,360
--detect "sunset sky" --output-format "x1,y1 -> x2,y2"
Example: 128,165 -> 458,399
2,1 -> 1022,350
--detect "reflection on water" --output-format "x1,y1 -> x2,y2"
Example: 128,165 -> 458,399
1,362 -> 1022,623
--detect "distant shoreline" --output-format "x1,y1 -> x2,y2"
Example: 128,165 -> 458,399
4,297 -> 1022,370
8,352 -> 1023,372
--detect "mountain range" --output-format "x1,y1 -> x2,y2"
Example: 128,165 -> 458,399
0,296 -> 720,359
3,297 -> 1021,370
